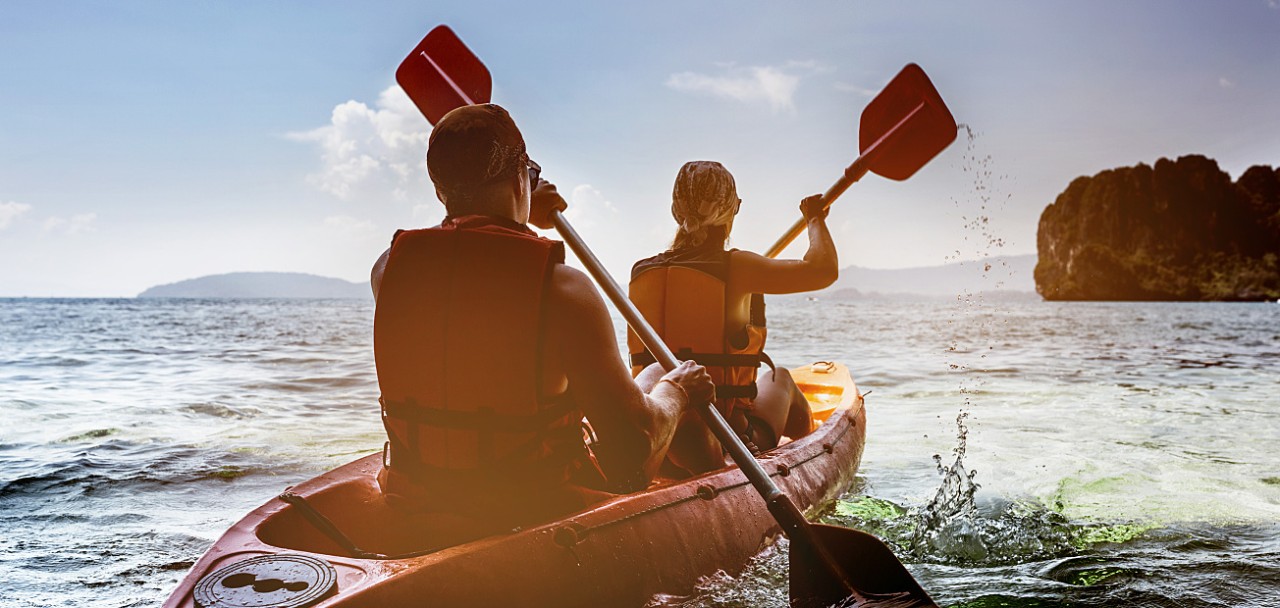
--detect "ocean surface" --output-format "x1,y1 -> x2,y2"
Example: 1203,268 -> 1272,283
1,297 -> 1277,607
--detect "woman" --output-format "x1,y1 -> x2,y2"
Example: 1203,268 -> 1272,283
628,160 -> 839,474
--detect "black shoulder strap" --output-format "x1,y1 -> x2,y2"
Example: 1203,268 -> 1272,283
632,247 -> 731,282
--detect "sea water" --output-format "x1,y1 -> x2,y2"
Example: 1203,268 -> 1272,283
1,297 -> 1278,607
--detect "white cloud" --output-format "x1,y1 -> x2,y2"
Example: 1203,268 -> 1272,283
834,82 -> 879,97
288,86 -> 431,204
1219,77 -> 1236,88
43,213 -> 96,235
565,184 -> 618,230
0,201 -> 32,230
665,61 -> 826,112
322,215 -> 377,237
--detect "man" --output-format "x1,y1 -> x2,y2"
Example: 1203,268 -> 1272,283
370,104 -> 714,530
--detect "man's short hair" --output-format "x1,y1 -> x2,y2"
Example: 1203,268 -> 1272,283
427,104 -> 527,202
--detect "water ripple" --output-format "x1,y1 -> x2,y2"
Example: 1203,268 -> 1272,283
1,298 -> 1277,607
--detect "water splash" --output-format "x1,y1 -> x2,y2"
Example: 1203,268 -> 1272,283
646,539 -> 930,608
905,412 -> 984,561
826,410 -> 1160,567
645,542 -> 788,607
937,125 -> 1018,456
943,124 -> 1018,315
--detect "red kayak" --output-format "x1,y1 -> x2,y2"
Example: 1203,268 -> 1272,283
162,362 -> 867,608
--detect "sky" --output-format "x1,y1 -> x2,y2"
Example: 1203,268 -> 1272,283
1,1 -> 1277,297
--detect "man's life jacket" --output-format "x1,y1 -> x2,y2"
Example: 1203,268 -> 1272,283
374,215 -> 586,499
627,245 -> 770,419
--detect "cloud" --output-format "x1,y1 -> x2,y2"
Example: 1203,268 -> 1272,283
288,86 -> 431,203
665,61 -> 826,112
1219,77 -> 1236,88
43,213 -> 97,235
834,82 -> 879,97
565,184 -> 618,230
0,201 -> 32,230
322,215 -> 377,237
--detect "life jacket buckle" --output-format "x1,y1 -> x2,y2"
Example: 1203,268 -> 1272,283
580,418 -> 598,447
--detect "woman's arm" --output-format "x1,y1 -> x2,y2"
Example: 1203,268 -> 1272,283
730,194 -> 839,295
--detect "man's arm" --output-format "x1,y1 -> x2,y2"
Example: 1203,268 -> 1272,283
547,264 -> 711,489
730,194 -> 838,295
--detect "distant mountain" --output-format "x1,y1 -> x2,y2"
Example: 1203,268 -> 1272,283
138,272 -> 370,299
816,254 -> 1038,300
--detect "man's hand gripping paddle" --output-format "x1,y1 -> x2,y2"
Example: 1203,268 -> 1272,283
764,64 -> 957,259
397,25 -> 940,608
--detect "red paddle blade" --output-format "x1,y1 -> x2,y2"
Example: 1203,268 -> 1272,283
395,25 -> 493,125
859,64 -> 957,182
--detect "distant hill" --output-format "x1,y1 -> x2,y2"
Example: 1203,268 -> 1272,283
138,272 -> 370,299
1036,155 -> 1280,301
140,260 -> 1039,301
814,254 -> 1038,300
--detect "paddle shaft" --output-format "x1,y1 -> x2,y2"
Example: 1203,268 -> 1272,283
762,101 -> 927,259
395,31 -> 950,604
550,210 -> 858,597
399,50 -> 806,519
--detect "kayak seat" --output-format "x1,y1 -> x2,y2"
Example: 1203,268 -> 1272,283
257,470 -> 620,559
257,474 -> 502,557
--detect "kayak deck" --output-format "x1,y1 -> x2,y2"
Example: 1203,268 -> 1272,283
163,362 -> 867,608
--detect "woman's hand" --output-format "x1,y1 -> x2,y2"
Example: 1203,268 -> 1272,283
799,193 -> 828,222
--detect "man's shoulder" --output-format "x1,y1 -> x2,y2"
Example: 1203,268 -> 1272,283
547,264 -> 596,301
547,264 -> 614,322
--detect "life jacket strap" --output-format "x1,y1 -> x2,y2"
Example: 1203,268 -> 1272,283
630,348 -> 774,369
630,350 -> 776,404
715,384 -> 759,400
383,423 -> 586,478
380,395 -> 577,432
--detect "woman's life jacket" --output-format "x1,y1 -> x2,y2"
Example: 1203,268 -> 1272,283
627,245 -> 770,420
373,215 -> 586,498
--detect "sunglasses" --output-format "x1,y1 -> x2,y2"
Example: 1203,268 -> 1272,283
527,158 -> 542,186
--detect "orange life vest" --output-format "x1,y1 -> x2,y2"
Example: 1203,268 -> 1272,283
627,246 -> 770,419
374,215 -> 585,497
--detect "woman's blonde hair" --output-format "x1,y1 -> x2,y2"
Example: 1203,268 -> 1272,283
670,161 -> 738,250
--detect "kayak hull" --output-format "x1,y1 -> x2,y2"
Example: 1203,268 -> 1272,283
163,363 -> 866,608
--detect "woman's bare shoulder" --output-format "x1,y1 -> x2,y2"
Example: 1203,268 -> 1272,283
728,249 -> 831,295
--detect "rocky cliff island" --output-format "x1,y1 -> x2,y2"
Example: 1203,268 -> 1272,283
1035,155 -> 1280,301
